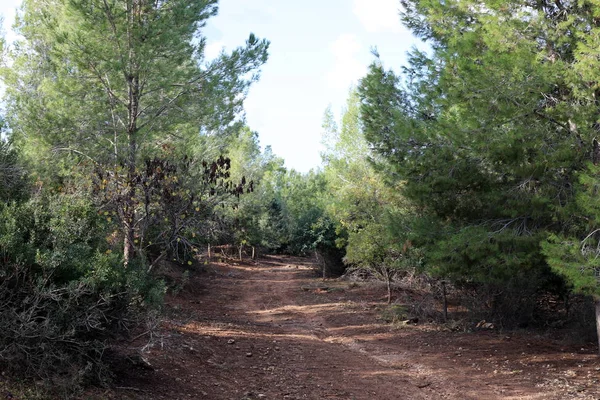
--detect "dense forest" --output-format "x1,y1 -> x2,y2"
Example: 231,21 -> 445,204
3,0 -> 600,396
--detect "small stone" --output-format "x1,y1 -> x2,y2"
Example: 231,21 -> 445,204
246,352 -> 253,357
227,339 -> 236,344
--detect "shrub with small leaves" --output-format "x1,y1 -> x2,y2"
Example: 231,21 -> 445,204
0,194 -> 163,394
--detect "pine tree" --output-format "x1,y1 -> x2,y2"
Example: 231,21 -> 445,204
359,0 -> 594,326
3,0 -> 269,266
322,89 -> 415,303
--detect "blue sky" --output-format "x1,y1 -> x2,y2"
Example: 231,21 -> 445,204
1,0 -> 420,172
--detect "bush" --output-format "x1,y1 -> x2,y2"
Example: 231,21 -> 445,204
0,139 -> 27,201
0,264 -> 123,389
0,194 -> 164,394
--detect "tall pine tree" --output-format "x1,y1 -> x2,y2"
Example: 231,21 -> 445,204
359,0 -> 596,328
3,0 -> 269,265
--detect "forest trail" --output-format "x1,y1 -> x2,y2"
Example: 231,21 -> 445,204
101,255 -> 600,400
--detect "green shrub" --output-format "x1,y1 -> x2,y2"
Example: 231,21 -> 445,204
0,194 -> 164,394
0,139 -> 28,202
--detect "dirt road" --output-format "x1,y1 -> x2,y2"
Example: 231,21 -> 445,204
105,255 -> 600,400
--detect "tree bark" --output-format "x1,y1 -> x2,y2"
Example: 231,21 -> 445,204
595,297 -> 600,355
121,0 -> 141,268
122,134 -> 136,267
442,281 -> 448,322
385,268 -> 392,304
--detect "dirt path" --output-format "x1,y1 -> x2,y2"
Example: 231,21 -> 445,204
102,255 -> 600,400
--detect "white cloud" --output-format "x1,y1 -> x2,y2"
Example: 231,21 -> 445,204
204,40 -> 224,60
327,34 -> 367,90
353,0 -> 403,33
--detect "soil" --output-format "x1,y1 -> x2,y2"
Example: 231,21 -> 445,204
92,255 -> 600,399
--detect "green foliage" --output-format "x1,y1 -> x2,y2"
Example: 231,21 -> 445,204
0,193 -> 164,391
277,170 -> 337,255
6,0 -> 269,161
0,0 -> 272,391
322,89 -> 416,284
1,194 -> 104,280
355,0 -> 600,319
543,234 -> 598,297
3,0 -> 269,266
430,225 -> 549,286
542,164 -> 600,298
215,126 -> 287,253
0,137 -> 27,201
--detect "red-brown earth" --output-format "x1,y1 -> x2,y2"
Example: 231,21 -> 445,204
86,255 -> 600,399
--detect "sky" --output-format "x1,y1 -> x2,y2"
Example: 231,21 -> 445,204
0,0 -> 420,172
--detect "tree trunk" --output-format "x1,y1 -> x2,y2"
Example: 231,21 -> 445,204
122,146 -> 136,267
314,251 -> 326,280
122,138 -> 136,267
595,297 -> 600,355
122,142 -> 136,267
385,268 -> 392,304
123,0 -> 141,268
252,246 -> 255,260
239,244 -> 243,261
208,243 -> 211,260
123,227 -> 132,267
442,281 -> 448,322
